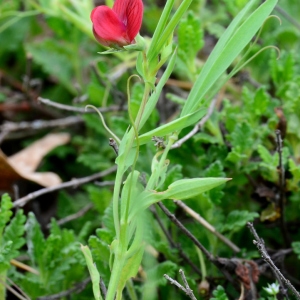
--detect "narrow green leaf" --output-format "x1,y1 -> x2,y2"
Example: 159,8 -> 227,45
147,0 -> 175,59
81,245 -> 103,300
26,212 -> 45,267
129,177 -> 230,220
148,0 -> 193,63
138,108 -> 207,145
181,0 -> 277,116
116,246 -> 144,297
160,177 -> 230,201
139,49 -> 178,130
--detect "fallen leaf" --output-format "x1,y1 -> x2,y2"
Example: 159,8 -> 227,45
0,133 -> 70,190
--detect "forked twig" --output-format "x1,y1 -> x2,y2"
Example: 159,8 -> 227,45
247,222 -> 300,300
164,269 -> 197,300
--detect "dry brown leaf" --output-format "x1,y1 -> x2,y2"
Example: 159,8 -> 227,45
0,133 -> 70,190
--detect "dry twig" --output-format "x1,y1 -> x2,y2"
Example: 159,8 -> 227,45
36,277 -> 91,300
174,200 -> 240,253
247,222 -> 300,300
46,203 -> 93,229
275,130 -> 290,247
100,277 -> 107,299
151,205 -> 202,276
157,202 -> 238,286
164,269 -> 197,300
171,98 -> 217,149
13,166 -> 117,207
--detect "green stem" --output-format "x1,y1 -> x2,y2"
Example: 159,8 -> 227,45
126,279 -> 138,300
105,252 -> 126,300
196,247 -> 207,281
113,80 -> 151,239
109,79 -> 152,299
113,170 -> 124,240
147,0 -> 193,63
0,271 -> 7,300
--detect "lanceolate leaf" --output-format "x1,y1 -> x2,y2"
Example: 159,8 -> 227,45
181,0 -> 278,116
129,177 -> 230,220
116,246 -> 144,297
138,108 -> 207,145
81,245 -> 103,300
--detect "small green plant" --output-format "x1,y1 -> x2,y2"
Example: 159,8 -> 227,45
263,282 -> 280,300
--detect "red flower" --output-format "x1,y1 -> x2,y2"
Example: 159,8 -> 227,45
90,0 -> 143,47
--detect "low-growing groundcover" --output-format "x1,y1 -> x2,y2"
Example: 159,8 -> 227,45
1,0 -> 300,299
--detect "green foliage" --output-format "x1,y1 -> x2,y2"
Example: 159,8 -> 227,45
22,213 -> 87,298
226,122 -> 254,164
0,194 -> 26,273
178,11 -> 204,80
2,210 -> 26,260
81,245 -> 102,300
0,194 -> 13,237
210,285 -> 229,300
25,39 -> 76,93
292,242 -> 300,260
3,0 -> 300,299
147,261 -> 177,286
221,210 -> 259,233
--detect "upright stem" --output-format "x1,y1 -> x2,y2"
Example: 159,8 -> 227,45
105,251 -> 126,300
0,271 -> 7,300
108,80 -> 152,299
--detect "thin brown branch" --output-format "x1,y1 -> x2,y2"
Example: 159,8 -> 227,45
157,202 -> 239,287
171,98 -> 217,149
46,203 -> 93,229
100,277 -> 107,299
151,205 -> 202,276
164,270 -> 197,300
174,200 -> 241,253
179,269 -> 198,300
247,222 -> 300,300
275,130 -> 290,247
0,278 -> 29,300
0,116 -> 83,133
164,274 -> 187,293
0,117 -> 83,143
36,277 -> 91,300
38,97 -> 126,113
5,277 -> 31,300
13,166 -> 117,207
156,202 -> 214,262
10,259 -> 39,275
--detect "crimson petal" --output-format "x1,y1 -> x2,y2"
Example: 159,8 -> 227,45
113,0 -> 143,42
91,6 -> 128,46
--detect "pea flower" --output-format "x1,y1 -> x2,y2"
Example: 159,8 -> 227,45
90,0 -> 143,47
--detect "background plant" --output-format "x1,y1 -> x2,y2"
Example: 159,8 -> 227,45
0,0 -> 300,299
